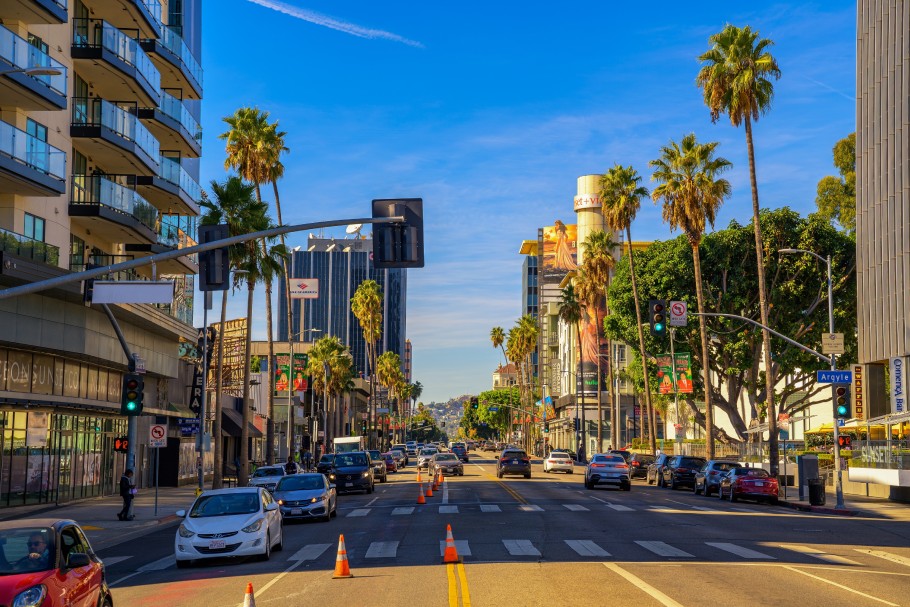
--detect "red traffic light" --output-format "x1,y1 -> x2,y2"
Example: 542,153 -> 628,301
654,303 -> 664,312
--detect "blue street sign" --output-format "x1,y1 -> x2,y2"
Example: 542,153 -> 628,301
836,419 -> 846,427
489,407 -> 499,412
817,370 -> 852,384
178,419 -> 201,435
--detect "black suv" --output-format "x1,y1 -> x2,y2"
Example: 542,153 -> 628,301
316,453 -> 334,475
329,451 -> 374,494
661,456 -> 707,490
497,448 -> 531,479
647,453 -> 672,486
628,453 -> 655,479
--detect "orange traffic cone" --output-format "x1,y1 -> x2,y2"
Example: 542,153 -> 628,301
417,468 -> 423,483
332,534 -> 353,579
416,483 -> 426,504
436,469 -> 443,488
442,524 -> 461,563
426,480 -> 434,497
242,583 -> 256,607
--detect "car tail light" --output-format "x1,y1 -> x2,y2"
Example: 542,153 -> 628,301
631,461 -> 640,467
500,458 -> 509,463
709,471 -> 718,475
616,463 -> 629,469
677,468 -> 688,473
591,463 -> 605,468
521,457 -> 530,463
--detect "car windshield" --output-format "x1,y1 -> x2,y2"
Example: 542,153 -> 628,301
714,462 -> 739,472
0,527 -> 56,574
252,467 -> 283,477
334,454 -> 368,467
741,468 -> 770,477
368,450 -> 382,460
593,455 -> 624,463
190,493 -> 261,518
276,475 -> 324,491
436,454 -> 458,461
504,451 -> 527,458
319,455 -> 333,463
679,458 -> 706,468
420,449 -> 436,456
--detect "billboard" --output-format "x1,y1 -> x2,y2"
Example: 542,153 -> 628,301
656,353 -> 694,394
275,353 -> 309,394
539,220 -> 577,283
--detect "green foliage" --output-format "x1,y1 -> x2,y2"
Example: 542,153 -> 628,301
815,133 -> 856,234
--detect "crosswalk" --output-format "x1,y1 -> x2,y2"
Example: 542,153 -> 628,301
336,501 -> 767,518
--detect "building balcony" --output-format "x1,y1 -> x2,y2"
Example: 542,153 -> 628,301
137,91 -> 201,157
71,97 -> 159,176
0,0 -> 67,25
125,221 -> 198,275
69,174 -> 158,244
0,25 -> 67,110
0,119 -> 66,196
87,0 -> 161,39
140,25 -> 202,99
0,227 -> 60,266
72,19 -> 161,106
135,155 -> 201,215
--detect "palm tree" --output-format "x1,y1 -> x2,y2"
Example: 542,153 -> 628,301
599,164 -> 657,453
697,24 -> 782,473
408,381 -> 423,441
490,326 -> 508,365
558,283 -> 584,461
306,336 -> 355,444
377,351 -> 404,449
352,280 -> 383,448
650,133 -> 732,460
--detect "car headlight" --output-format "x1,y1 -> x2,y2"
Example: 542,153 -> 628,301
329,474 -> 336,480
241,518 -> 264,533
311,497 -> 319,503
12,585 -> 46,607
362,471 -> 370,478
277,499 -> 284,505
178,524 -> 195,538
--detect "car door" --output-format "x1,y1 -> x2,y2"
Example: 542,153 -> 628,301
58,526 -> 98,607
260,490 -> 280,544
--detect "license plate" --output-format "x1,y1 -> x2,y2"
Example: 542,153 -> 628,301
512,459 -> 518,464
345,482 -> 353,487
208,540 -> 226,549
754,481 -> 764,487
290,508 -> 303,515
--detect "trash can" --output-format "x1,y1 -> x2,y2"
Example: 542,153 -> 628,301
807,477 -> 826,506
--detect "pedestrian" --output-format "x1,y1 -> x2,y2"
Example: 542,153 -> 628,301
118,469 -> 135,521
302,448 -> 313,472
577,445 -> 586,465
284,455 -> 297,475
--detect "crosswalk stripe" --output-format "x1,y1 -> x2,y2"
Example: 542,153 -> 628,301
391,507 -> 414,515
365,541 -> 399,558
137,555 -> 174,571
102,556 -> 132,567
563,504 -> 589,512
519,505 -> 544,512
607,504 -> 634,512
782,544 -> 862,565
288,543 -> 331,561
503,539 -> 541,556
438,539 -> 472,556
565,539 -> 610,557
855,549 -> 910,567
480,504 -> 501,512
706,542 -> 775,560
346,508 -> 371,517
635,541 -> 694,558
439,505 -> 459,514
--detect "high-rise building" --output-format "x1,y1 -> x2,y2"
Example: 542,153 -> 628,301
404,338 -> 412,383
0,0 -> 204,507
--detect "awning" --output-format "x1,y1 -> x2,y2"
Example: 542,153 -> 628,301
222,408 -> 263,438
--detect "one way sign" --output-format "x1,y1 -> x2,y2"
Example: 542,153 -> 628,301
289,279 -> 319,299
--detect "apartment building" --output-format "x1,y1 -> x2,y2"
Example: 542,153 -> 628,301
0,0 -> 203,507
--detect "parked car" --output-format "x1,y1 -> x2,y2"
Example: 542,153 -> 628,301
367,450 -> 388,482
497,448 -> 531,479
382,452 -> 398,473
661,456 -> 707,490
543,451 -> 575,473
248,464 -> 295,492
628,453 -> 654,479
718,467 -> 779,504
551,448 -> 578,461
175,487 -> 283,567
451,445 -> 469,462
432,453 -> 464,476
329,452 -> 374,494
0,519 -> 113,607
316,453 -> 334,475
273,472 -> 337,522
694,460 -> 742,496
417,447 -> 438,469
608,449 -> 632,462
584,454 -> 631,491
646,454 -> 673,486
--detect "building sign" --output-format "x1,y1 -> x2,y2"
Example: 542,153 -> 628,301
0,347 -> 121,404
852,364 -> 866,421
290,278 -> 319,299
890,356 -> 906,414
573,194 -> 602,211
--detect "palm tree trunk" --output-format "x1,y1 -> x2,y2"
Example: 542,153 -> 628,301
576,324 -> 584,461
626,226 -> 657,453
692,241 -> 714,459
264,281 -> 275,463
596,313 -> 603,451
213,290 -> 228,489
605,285 -> 617,449
745,117 -> 778,475
240,282 -> 254,486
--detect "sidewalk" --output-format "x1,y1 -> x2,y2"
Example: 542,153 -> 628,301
778,489 -> 910,518
0,486 -> 199,551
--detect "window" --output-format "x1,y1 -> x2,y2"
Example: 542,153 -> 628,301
24,214 -> 45,242
615,344 -> 627,363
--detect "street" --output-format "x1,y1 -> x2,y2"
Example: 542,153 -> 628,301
100,457 -> 910,607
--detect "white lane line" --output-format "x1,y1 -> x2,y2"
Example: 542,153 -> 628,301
565,539 -> 610,557
587,496 -> 610,504
649,506 -> 674,511
365,541 -> 399,558
855,549 -> 910,567
442,479 -> 449,504
391,507 -> 414,515
781,544 -> 862,565
138,555 -> 175,571
480,504 -> 501,512
438,539 -> 471,556
503,539 -> 541,556
346,508 -> 371,517
519,505 -> 544,512
439,505 -> 459,514
365,497 -> 379,507
691,506 -> 719,511
101,556 -> 132,567
607,504 -> 634,512
563,504 -> 589,511
706,542 -> 775,560
635,541 -> 694,558
287,543 -> 331,561
603,563 -> 684,607
782,566 -> 899,606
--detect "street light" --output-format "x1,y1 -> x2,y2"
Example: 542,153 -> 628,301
779,247 -> 844,510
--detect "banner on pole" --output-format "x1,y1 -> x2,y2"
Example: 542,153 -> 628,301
657,353 -> 694,394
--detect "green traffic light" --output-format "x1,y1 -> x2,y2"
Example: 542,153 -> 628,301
836,405 -> 848,416
126,401 -> 137,411
655,323 -> 664,332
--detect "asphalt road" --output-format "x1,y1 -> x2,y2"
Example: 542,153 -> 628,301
99,454 -> 910,607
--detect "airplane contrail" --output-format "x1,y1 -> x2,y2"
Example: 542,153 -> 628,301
247,0 -> 424,48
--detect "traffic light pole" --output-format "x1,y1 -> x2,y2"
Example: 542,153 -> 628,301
824,255 -> 846,510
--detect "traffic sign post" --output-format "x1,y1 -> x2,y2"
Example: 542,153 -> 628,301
669,300 -> 688,327
821,333 -> 845,355
148,422 -> 167,517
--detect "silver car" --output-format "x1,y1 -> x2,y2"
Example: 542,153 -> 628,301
432,453 -> 464,476
248,464 -> 295,492
584,454 -> 631,491
543,451 -> 575,473
273,472 -> 337,522
417,448 -> 438,469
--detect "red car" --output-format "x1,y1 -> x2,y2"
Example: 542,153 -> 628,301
0,518 -> 112,607
382,452 -> 398,473
718,467 -> 779,504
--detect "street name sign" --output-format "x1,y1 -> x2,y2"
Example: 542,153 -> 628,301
669,300 -> 688,327
817,370 -> 852,384
821,333 -> 845,355
489,407 -> 499,412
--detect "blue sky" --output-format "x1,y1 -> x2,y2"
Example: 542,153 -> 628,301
196,1 -> 856,404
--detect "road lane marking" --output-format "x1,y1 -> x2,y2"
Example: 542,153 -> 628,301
346,508 -> 371,517
649,506 -> 674,511
138,555 -> 174,571
706,542 -> 775,560
440,505 -> 459,514
855,549 -> 910,567
365,541 -> 398,558
439,539 -> 472,556
101,556 -> 132,567
443,480 -> 449,504
518,505 -> 543,512
502,539 -> 540,556
782,566 -> 899,606
730,507 -> 760,513
607,504 -> 634,511
690,506 -> 720,511
781,544 -> 862,565
587,496 -> 610,504
287,543 -> 331,561
391,507 -> 414,515
563,504 -> 589,511
635,541 -> 694,558
565,539 -> 610,557
365,497 -> 379,506
457,562 -> 472,606
447,562 -> 458,607
480,504 -> 501,512
603,563 -> 685,607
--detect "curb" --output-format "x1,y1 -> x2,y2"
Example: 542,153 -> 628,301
778,500 -> 859,516
92,514 -> 182,551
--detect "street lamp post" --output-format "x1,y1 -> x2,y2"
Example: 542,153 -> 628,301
779,248 -> 844,510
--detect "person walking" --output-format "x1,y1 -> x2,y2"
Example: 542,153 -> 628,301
302,448 -> 313,472
118,469 -> 135,521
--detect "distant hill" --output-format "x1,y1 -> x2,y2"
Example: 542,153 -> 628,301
424,395 -> 473,429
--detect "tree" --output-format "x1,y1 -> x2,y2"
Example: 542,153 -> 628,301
697,23 -> 782,474
490,326 -> 508,364
351,280 -> 383,447
377,351 -> 404,448
815,133 -> 856,234
504,315 -> 538,451
557,283 -> 584,459
599,164 -> 657,452
650,133 -> 733,459
306,336 -> 355,443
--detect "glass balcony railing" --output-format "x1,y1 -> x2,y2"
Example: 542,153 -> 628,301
0,227 -> 60,266
72,97 -> 160,162
157,220 -> 179,247
160,25 -> 203,89
141,0 -> 162,25
73,19 -> 161,94
70,254 -> 138,280
0,119 -> 67,181
159,91 -> 201,143
71,174 -> 158,231
0,25 -> 67,96
159,156 -> 201,203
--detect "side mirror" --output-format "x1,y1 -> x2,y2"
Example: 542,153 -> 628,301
264,502 -> 279,512
176,510 -> 186,517
66,553 -> 91,569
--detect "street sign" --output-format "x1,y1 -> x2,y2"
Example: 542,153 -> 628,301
132,353 -> 146,374
836,418 -> 846,427
821,333 -> 845,355
289,278 -> 319,299
149,423 -> 167,448
91,280 -> 175,304
817,370 -> 852,384
178,419 -> 200,435
669,300 -> 688,327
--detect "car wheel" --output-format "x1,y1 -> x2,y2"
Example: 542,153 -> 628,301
176,559 -> 191,569
621,482 -> 631,492
366,483 -> 374,495
260,532 -> 271,561
770,497 -> 779,506
585,479 -> 593,490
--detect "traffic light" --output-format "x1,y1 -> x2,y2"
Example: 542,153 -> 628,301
544,422 -> 550,433
113,437 -> 129,453
470,397 -> 479,410
372,198 -> 425,268
198,224 -> 230,291
648,300 -> 667,338
361,420 -> 367,434
834,384 -> 850,422
120,373 -> 144,416
837,435 -> 852,450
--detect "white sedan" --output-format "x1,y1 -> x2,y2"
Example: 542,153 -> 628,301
174,487 -> 283,567
543,451 -> 575,473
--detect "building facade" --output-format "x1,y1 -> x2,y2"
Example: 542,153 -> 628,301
0,0 -> 204,507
